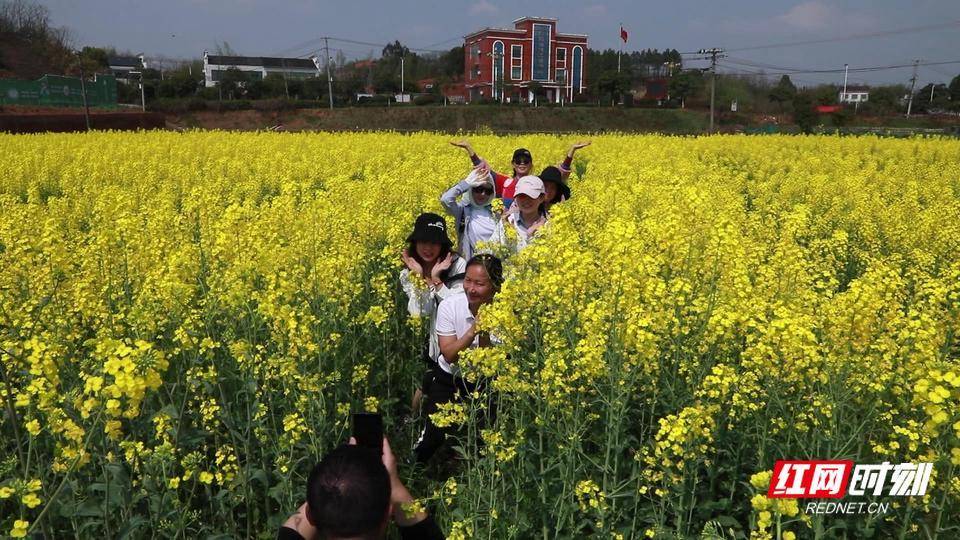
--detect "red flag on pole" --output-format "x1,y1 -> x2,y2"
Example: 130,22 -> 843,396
620,25 -> 628,43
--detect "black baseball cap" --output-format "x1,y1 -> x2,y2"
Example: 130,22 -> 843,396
512,148 -> 532,164
407,213 -> 452,247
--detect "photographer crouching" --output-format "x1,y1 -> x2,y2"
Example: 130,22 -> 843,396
278,436 -> 444,540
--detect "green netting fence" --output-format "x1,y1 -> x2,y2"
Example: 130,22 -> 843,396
0,74 -> 118,107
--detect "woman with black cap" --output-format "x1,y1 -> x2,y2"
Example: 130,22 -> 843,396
450,139 -> 590,209
538,165 -> 572,213
400,212 -> 467,416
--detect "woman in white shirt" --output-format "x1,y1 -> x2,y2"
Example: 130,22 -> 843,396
413,253 -> 503,464
399,213 -> 467,416
493,175 -> 548,255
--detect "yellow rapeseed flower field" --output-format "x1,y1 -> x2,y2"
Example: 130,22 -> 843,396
1,131 -> 958,538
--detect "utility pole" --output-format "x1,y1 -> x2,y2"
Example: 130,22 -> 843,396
906,59 -> 919,118
842,63 -> 849,103
663,61 -> 677,101
324,37 -> 334,109
487,50 -> 505,103
400,56 -> 404,103
130,70 -> 146,112
75,51 -> 91,131
930,83 -> 936,103
699,48 -> 725,134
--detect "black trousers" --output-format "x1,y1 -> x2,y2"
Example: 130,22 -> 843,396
413,362 -> 492,463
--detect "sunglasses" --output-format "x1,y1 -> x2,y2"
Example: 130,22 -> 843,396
472,186 -> 494,195
513,159 -> 532,166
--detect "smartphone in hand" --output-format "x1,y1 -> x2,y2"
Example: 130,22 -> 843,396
352,413 -> 383,454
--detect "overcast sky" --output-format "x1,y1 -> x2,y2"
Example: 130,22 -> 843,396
44,0 -> 960,87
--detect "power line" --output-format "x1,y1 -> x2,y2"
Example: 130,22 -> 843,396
718,58 -> 960,76
418,35 -> 464,50
271,34 -> 459,61
924,64 -> 957,80
725,20 -> 960,52
270,38 -> 325,57
325,36 -> 449,54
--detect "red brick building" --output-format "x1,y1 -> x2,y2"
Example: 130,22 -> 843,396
463,17 -> 588,104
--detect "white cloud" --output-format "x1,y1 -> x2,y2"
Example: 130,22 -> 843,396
468,0 -> 499,16
709,1 -> 880,42
584,4 -> 607,17
776,1 -> 879,33
777,1 -> 834,31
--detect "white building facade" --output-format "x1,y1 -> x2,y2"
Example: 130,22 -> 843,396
203,53 -> 321,87
839,87 -> 870,104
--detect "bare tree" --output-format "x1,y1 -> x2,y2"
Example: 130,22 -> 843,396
213,40 -> 239,56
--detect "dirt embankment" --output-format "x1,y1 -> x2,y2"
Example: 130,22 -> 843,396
164,106 -> 710,134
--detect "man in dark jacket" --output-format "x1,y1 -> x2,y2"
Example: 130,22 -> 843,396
278,437 -> 444,540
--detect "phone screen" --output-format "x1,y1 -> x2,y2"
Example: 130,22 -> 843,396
352,413 -> 383,454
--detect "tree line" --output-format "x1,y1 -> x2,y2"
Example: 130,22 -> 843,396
3,0 -> 959,116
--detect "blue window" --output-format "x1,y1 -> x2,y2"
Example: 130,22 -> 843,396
572,46 -> 583,93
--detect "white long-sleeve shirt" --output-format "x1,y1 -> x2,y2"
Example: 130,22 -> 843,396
440,180 -> 497,261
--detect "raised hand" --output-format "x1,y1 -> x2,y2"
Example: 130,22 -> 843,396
401,249 -> 423,276
467,165 -> 491,187
568,141 -> 591,153
450,139 -> 474,152
431,252 -> 454,279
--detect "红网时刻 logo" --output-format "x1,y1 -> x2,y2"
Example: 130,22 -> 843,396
765,460 -> 932,515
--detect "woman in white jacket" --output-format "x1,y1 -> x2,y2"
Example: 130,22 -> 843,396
399,213 -> 467,415
493,175 -> 548,255
440,164 -> 498,261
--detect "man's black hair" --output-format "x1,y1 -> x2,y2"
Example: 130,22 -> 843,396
306,445 -> 391,540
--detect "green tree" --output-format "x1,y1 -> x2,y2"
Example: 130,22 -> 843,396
595,70 -> 631,105
768,75 -> 796,111
716,75 -> 755,112
438,46 -> 464,78
914,83 -> 950,112
381,40 -> 409,59
263,72 -> 289,98
862,85 -> 906,115
299,77 -> 323,100
78,46 -> 109,73
217,67 -> 247,99
831,107 -> 853,127
157,70 -> 198,98
812,84 -> 838,106
950,74 -> 960,102
792,92 -> 818,133
669,69 -> 704,108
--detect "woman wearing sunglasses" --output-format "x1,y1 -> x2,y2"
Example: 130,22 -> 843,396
440,163 -> 498,261
450,139 -> 590,209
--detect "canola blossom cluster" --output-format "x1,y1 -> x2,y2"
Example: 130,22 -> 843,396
0,131 -> 958,538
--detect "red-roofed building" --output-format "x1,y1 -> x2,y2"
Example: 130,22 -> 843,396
463,16 -> 588,104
